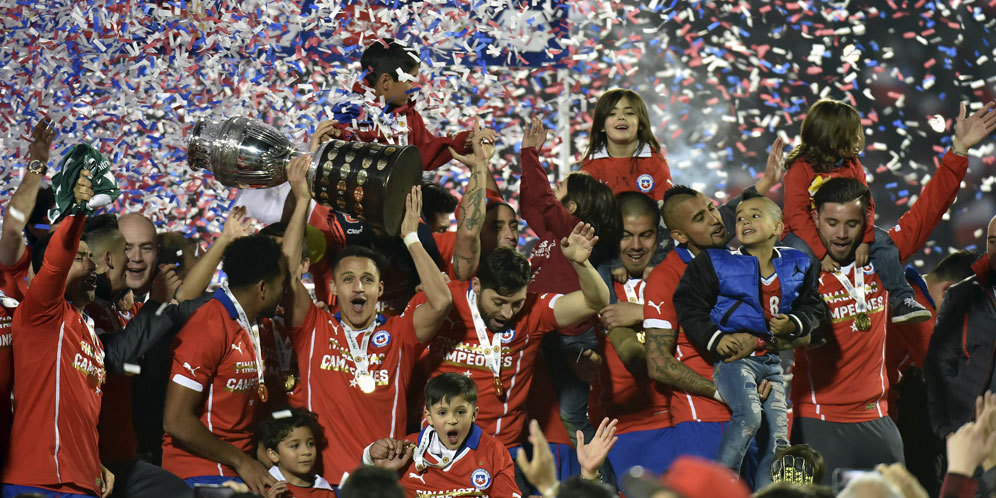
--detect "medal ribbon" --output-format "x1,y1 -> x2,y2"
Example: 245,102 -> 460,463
466,288 -> 502,379
340,318 -> 377,385
221,284 -> 266,396
623,279 -> 644,304
412,426 -> 457,472
831,264 -> 868,313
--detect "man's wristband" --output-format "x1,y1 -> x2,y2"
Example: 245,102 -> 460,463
403,232 -> 421,248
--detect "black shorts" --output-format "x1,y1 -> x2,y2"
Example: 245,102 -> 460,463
792,416 -> 904,485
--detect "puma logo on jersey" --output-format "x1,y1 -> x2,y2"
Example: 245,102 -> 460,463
232,343 -> 244,354
646,300 -> 666,315
408,472 -> 426,484
183,362 -> 200,377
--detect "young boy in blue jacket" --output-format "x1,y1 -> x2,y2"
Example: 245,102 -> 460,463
674,195 -> 826,489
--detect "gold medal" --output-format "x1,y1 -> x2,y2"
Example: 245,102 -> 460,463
854,312 -> 872,331
284,374 -> 297,392
357,372 -> 376,393
493,376 -> 505,400
258,384 -> 268,403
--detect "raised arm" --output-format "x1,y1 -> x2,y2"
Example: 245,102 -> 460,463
1,120 -> 55,266
519,117 -> 576,239
281,154 -> 315,329
448,123 -> 494,281
173,206 -> 252,302
553,222 -> 610,328
402,186 -> 454,342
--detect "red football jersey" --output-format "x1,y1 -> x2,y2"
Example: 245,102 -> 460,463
432,230 -> 457,280
287,302 -> 421,484
3,215 -> 107,495
259,314 -> 299,412
792,263 -> 889,423
396,424 -> 520,498
162,294 -> 265,479
590,279 -> 672,434
414,280 -> 562,447
267,467 -> 336,497
0,292 -> 17,466
642,248 -> 730,424
0,246 -> 30,301
581,147 -> 673,201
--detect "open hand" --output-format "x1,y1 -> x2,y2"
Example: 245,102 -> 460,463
522,116 -> 549,150
267,481 -> 290,498
28,118 -> 56,164
561,222 -> 598,265
221,206 -> 253,241
577,418 -> 618,480
400,185 -> 422,241
757,136 -> 786,195
952,100 -> 996,154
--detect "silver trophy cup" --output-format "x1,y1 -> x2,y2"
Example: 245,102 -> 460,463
188,116 -> 423,235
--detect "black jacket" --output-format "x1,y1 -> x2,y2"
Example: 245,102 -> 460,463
925,259 -> 996,438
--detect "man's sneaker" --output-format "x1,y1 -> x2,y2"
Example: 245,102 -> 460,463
891,296 -> 932,324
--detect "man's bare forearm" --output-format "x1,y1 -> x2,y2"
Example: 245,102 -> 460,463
0,172 -> 44,265
645,328 -> 716,397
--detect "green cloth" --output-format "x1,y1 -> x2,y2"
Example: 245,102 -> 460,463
48,144 -> 120,223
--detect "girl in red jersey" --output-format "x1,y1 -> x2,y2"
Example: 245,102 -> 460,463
781,99 -> 929,324
581,89 -> 672,201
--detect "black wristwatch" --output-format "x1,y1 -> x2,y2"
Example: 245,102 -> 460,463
26,159 -> 47,176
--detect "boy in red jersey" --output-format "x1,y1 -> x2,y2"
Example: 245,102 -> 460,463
364,373 -> 519,498
162,234 -> 288,495
1,171 -> 115,497
256,409 -> 335,498
280,156 -> 454,487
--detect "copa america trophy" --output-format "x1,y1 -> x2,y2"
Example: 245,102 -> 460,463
188,116 -> 423,235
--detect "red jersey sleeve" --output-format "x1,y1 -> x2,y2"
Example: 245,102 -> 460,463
519,147 -> 578,240
888,150 -> 969,261
643,261 -> 680,330
169,308 -> 225,391
406,109 -> 472,171
782,162 -> 828,259
520,292 -> 563,338
21,214 -> 85,328
489,443 -> 520,498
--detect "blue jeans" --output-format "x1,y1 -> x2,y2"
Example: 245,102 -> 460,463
781,228 -> 914,305
714,353 -> 789,490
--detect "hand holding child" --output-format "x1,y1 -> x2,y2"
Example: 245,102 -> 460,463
769,314 -> 797,337
855,242 -> 870,267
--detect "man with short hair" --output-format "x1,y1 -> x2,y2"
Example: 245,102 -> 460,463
279,155 -> 454,487
118,212 -> 159,297
794,100 -> 996,483
926,215 -> 996,440
162,235 -> 288,494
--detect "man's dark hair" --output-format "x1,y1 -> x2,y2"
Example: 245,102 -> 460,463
618,191 -> 661,228
360,38 -> 420,86
424,373 -> 477,409
83,213 -> 122,256
812,177 -> 870,213
339,465 -> 405,498
255,407 -> 325,453
930,251 -> 978,283
477,247 -> 530,296
660,184 -> 701,230
222,235 -> 284,290
421,182 -> 458,218
556,477 -> 614,498
31,232 -> 54,275
332,245 -> 385,278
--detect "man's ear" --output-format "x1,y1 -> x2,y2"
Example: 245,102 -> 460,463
669,229 -> 688,245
